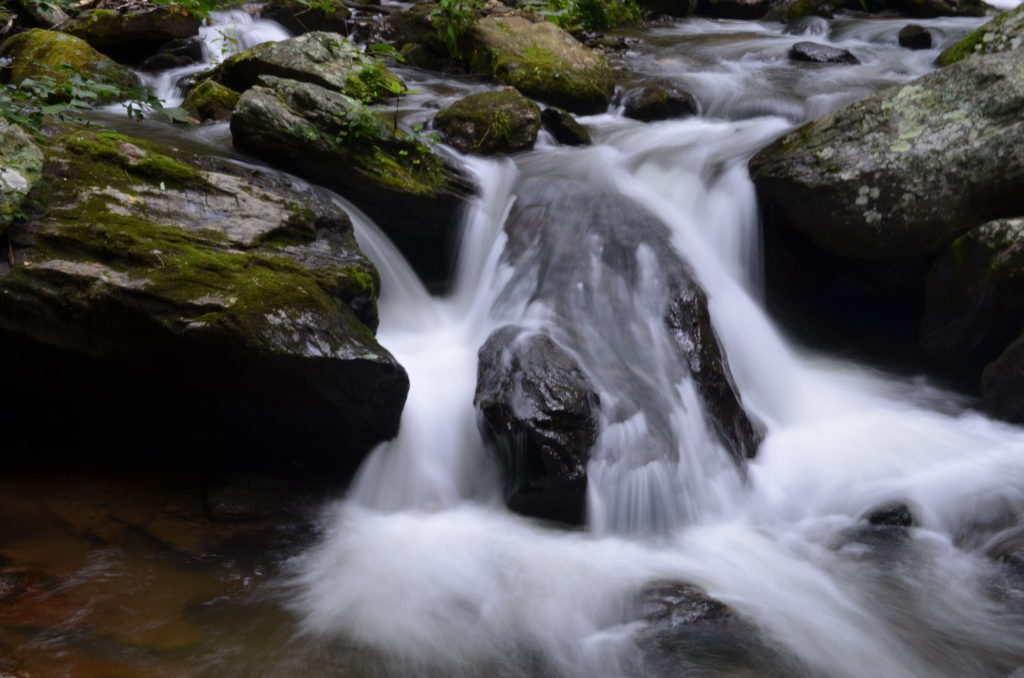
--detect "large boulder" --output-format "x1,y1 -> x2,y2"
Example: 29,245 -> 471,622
1,128 -> 408,468
0,120 -> 43,229
0,29 -> 140,97
466,14 -> 614,115
230,75 -> 472,290
751,49 -> 1024,264
937,3 -> 1024,65
476,176 -> 760,524
921,218 -> 1024,361
475,325 -> 599,524
215,31 -> 404,104
261,0 -> 351,35
434,88 -> 542,155
64,6 -> 201,64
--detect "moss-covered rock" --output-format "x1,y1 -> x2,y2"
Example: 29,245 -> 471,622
466,14 -> 614,115
435,89 -> 542,155
0,120 -> 43,233
65,6 -> 202,64
182,79 -> 240,122
921,218 -> 1024,361
750,48 -> 1024,263
215,31 -> 403,104
0,29 -> 140,97
937,3 -> 1024,65
261,0 -> 351,36
230,75 -> 472,290
1,128 -> 408,467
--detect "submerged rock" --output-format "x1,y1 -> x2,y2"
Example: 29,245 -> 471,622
937,2 -> 1024,65
475,325 -> 599,524
622,79 -> 699,122
65,6 -> 201,63
789,41 -> 860,64
466,14 -> 614,114
1,129 -> 408,467
898,24 -> 933,50
0,29 -> 140,97
541,107 -> 591,146
435,89 -> 541,155
230,75 -> 471,290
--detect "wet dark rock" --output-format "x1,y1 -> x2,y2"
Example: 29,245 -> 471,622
639,581 -> 734,629
921,218 -> 1024,362
140,36 -> 204,71
699,0 -> 774,19
205,475 -> 289,522
667,285 -> 763,463
435,89 -> 542,155
230,75 -> 472,292
1,128 -> 408,469
182,79 -> 239,122
789,41 -> 860,64
65,6 -> 202,64
622,79 -> 699,122
983,333 -> 1024,423
637,0 -> 698,16
475,325 -> 599,524
898,24 -> 933,50
867,502 -> 915,527
541,107 -> 591,146
261,0 -> 351,35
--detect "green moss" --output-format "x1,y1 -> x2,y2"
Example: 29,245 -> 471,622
366,143 -> 446,196
937,26 -> 986,65
182,79 -> 240,121
0,29 -> 139,95
59,130 -> 206,190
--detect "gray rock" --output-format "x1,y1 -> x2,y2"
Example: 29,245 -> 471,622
789,41 -> 860,64
622,79 -> 699,122
751,49 -> 1024,262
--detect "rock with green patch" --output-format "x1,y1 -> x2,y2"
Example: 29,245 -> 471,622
65,6 -> 202,64
750,48 -> 1024,263
921,218 -> 1024,360
182,79 -> 240,122
937,3 -> 1024,65
466,14 -> 614,115
0,120 -> 43,232
541,107 -> 591,146
383,2 -> 459,72
1,128 -> 408,467
230,75 -> 472,290
214,31 -> 403,103
8,0 -> 69,29
434,88 -> 541,155
261,0 -> 351,36
0,29 -> 140,97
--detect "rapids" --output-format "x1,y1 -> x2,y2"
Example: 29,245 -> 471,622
129,5 -> 1024,677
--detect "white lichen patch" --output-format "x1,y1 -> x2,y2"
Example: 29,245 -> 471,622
34,259 -> 147,289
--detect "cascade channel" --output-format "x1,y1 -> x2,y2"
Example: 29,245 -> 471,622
52,3 -> 1024,676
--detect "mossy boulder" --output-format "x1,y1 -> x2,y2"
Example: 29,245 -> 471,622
230,75 -> 472,290
937,3 -> 1024,66
466,14 -> 614,115
261,0 -> 351,36
182,79 -> 240,122
435,89 -> 542,155
1,128 -> 408,467
215,31 -> 403,104
64,6 -> 202,64
750,48 -> 1024,264
0,29 -> 140,98
0,120 -> 43,232
921,218 -> 1024,361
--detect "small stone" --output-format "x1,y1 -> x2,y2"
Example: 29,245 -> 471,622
789,41 -> 860,64
541,107 -> 591,146
866,502 -> 915,527
898,24 -> 933,50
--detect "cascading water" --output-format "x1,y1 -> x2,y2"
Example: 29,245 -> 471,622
93,6 -> 1024,677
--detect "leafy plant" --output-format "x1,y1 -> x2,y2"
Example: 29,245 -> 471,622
527,0 -> 643,32
429,0 -> 483,60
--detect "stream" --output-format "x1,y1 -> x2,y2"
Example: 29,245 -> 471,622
14,4 -> 1024,677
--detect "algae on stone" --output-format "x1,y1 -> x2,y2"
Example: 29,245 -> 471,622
937,3 -> 1024,65
0,29 -> 140,98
